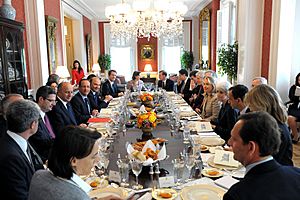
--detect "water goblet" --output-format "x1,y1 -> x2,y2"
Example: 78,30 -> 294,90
117,158 -> 130,187
172,158 -> 185,185
130,159 -> 143,190
185,155 -> 195,182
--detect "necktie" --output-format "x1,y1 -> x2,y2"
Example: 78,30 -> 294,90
93,94 -> 98,105
67,103 -> 77,124
84,98 -> 91,113
44,115 -> 55,138
111,84 -> 116,94
162,81 -> 165,89
181,81 -> 186,93
27,142 -> 44,170
26,144 -> 33,165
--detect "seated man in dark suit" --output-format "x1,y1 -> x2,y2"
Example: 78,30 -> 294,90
102,69 -> 124,98
177,69 -> 192,103
224,111 -> 300,200
228,84 -> 250,115
48,82 -> 79,135
158,70 -> 174,91
71,79 -> 99,124
88,77 -> 112,111
29,86 -> 56,163
0,93 -> 23,137
0,99 -> 43,200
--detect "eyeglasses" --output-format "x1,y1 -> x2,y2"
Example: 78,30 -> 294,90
45,98 -> 56,103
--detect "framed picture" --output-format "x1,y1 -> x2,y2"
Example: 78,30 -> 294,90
141,45 -> 154,60
45,15 -> 58,74
86,34 -> 92,72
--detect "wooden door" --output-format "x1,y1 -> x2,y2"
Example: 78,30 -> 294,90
64,16 -> 74,74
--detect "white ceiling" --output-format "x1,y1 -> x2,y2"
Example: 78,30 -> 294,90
78,0 -> 211,20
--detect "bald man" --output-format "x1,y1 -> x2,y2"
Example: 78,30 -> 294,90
0,94 -> 24,137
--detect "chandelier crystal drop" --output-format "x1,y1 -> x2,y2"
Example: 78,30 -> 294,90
105,0 -> 188,40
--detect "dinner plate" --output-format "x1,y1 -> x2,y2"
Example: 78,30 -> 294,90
207,156 -> 242,170
85,177 -> 109,189
88,187 -> 128,199
199,137 -> 225,146
109,101 -> 119,106
201,168 -> 224,178
209,146 -> 224,154
181,184 -> 225,200
152,188 -> 178,200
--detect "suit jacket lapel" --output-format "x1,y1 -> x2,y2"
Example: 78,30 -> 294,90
57,100 -> 77,125
38,118 -> 52,140
6,135 -> 35,173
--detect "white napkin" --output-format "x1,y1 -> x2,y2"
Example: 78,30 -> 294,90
214,176 -> 239,190
137,192 -> 152,200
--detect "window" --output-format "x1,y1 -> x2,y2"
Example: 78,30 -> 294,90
162,46 -> 182,75
110,47 -> 132,81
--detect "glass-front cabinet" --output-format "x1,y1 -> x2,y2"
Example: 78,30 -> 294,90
0,17 -> 27,100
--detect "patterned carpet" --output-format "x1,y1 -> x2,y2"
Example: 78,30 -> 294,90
293,142 -> 300,167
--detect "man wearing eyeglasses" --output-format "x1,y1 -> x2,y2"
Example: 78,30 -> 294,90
29,86 -> 56,163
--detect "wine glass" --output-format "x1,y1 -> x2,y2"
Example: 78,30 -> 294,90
130,159 -> 143,190
185,155 -> 195,182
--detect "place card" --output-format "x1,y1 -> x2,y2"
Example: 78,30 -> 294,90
159,176 -> 175,188
108,170 -> 121,183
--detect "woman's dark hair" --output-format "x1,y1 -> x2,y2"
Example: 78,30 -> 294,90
46,80 -> 58,87
295,73 -> 300,86
47,74 -> 60,83
72,60 -> 83,73
132,71 -> 141,80
48,126 -> 101,179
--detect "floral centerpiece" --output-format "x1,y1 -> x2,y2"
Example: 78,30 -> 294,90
137,109 -> 157,141
140,93 -> 155,111
137,111 -> 157,129
140,93 -> 154,102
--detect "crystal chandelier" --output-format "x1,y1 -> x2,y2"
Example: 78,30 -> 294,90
105,0 -> 188,40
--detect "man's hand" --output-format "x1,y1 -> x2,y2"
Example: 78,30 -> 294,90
118,92 -> 124,97
105,95 -> 113,102
79,123 -> 87,128
92,109 -> 99,116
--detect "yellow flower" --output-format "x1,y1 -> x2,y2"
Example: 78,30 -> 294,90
149,115 -> 156,123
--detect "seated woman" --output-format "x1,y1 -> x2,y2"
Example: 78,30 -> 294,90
127,71 -> 146,92
200,76 -> 221,122
46,80 -> 58,93
28,126 -> 121,200
245,84 -> 293,166
211,81 -> 238,142
190,71 -> 205,111
287,73 -> 300,143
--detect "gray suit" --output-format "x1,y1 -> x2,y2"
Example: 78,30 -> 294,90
29,170 -> 90,200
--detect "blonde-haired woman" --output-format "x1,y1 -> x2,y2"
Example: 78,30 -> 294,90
200,76 -> 221,122
245,84 -> 293,166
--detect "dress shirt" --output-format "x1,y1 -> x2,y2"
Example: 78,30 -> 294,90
7,130 -> 30,162
79,93 -> 91,113
245,156 -> 273,175
40,111 -> 45,123
240,106 -> 249,115
180,78 -> 188,93
57,96 -> 68,110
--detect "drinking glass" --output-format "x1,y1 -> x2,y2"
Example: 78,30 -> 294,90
95,151 -> 110,178
185,155 -> 195,182
183,129 -> 190,144
130,159 -> 143,190
172,158 -> 185,185
117,158 -> 130,187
